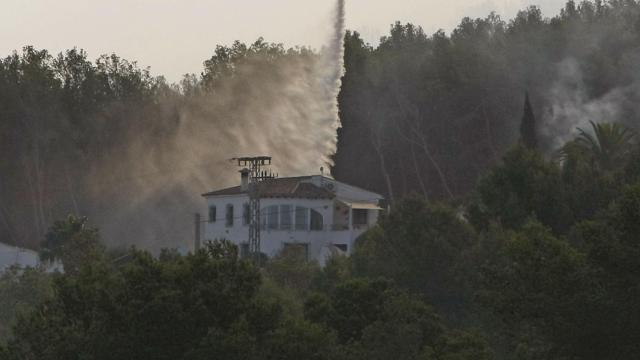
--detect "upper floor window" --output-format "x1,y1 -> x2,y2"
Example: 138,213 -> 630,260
280,205 -> 292,230
208,206 -> 216,223
267,205 -> 279,230
259,204 -> 324,231
353,209 -> 368,226
295,206 -> 308,231
310,209 -> 323,231
260,208 -> 267,229
243,203 -> 250,226
225,204 -> 234,227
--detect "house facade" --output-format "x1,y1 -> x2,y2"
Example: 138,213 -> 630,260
0,242 -> 39,271
201,173 -> 384,264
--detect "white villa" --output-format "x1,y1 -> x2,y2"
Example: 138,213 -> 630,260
0,242 -> 39,271
201,172 -> 384,264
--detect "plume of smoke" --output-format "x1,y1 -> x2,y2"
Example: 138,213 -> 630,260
541,58 -> 639,151
84,0 -> 346,251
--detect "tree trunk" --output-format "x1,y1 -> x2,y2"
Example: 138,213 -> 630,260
370,126 -> 395,206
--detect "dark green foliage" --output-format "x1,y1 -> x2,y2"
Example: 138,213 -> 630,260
475,222 -> 597,359
557,122 -> 636,222
304,278 -> 492,360
468,182 -> 640,359
6,241 -> 337,360
5,242 -> 491,360
470,144 -> 572,234
571,182 -> 640,289
520,92 -> 537,149
564,184 -> 640,359
560,121 -> 636,174
39,215 -> 104,275
560,152 -> 620,222
263,243 -> 321,293
312,255 -> 352,293
352,198 -> 474,311
0,266 -> 52,344
185,312 -> 337,360
622,146 -> 640,183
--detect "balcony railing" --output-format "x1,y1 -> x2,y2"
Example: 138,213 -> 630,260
260,223 -> 371,232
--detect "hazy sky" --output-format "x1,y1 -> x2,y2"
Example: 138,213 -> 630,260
1,0 -> 567,82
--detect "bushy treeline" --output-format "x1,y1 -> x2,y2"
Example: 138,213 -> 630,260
0,47 -> 177,248
1,121 -> 638,359
353,140 -> 640,359
0,227 -> 491,360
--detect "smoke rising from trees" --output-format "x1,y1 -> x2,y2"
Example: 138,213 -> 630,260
83,0 -> 347,250
543,58 -> 638,150
333,1 -> 640,201
0,1 -> 346,251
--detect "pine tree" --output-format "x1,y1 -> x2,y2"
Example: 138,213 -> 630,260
520,92 -> 537,149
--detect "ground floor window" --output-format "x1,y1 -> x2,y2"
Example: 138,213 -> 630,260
334,244 -> 348,252
282,243 -> 309,261
240,243 -> 250,258
295,206 -> 308,230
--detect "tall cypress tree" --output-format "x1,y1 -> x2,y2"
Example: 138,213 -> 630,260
520,91 -> 537,149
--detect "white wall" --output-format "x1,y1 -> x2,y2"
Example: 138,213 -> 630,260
0,242 -> 39,271
204,196 -> 340,261
203,193 -> 250,245
202,178 -> 383,264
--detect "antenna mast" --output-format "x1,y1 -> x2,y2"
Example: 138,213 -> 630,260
234,156 -> 276,263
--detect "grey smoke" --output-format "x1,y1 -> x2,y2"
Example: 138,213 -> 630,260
85,0 -> 346,251
542,57 -> 639,151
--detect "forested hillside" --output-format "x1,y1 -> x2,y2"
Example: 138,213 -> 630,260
3,1 -> 640,250
334,0 -> 640,200
2,2 -> 640,358
0,41 -> 332,250
2,137 -> 639,358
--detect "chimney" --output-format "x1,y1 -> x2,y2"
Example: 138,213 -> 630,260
240,168 -> 250,191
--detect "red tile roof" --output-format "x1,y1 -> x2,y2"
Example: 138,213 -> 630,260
202,177 -> 335,199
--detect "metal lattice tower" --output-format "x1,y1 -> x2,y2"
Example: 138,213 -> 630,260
234,156 -> 276,263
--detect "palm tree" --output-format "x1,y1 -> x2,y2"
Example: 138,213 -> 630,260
560,121 -> 636,172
